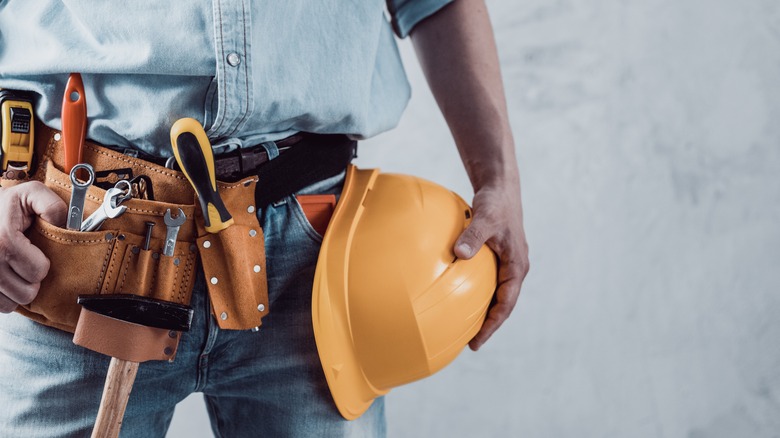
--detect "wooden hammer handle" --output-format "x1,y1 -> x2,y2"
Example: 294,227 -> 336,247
91,357 -> 139,438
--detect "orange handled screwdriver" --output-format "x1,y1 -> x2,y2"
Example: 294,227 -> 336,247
61,73 -> 87,174
170,118 -> 234,233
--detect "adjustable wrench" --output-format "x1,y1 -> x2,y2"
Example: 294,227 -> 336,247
80,188 -> 128,232
162,208 -> 186,257
67,163 -> 95,231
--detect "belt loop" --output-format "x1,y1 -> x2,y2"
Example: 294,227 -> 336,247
260,141 -> 279,161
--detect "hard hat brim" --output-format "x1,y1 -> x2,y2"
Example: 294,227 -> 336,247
312,165 -> 387,420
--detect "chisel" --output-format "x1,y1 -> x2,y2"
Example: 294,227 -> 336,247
169,118 -> 233,233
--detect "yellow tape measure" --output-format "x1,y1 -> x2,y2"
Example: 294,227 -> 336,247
0,90 -> 35,178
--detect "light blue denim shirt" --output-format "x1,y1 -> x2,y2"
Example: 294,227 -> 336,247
0,0 -> 451,156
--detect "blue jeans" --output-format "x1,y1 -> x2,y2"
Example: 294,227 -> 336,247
0,171 -> 386,437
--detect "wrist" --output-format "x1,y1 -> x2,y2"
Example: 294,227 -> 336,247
458,138 -> 521,190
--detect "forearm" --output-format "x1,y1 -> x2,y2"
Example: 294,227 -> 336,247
410,0 -> 528,350
409,0 -> 518,189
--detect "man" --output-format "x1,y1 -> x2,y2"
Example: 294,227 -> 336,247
0,0 -> 529,436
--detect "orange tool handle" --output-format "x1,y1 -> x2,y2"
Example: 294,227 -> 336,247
62,73 -> 87,174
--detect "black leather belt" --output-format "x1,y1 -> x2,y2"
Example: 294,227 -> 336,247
112,132 -> 357,209
252,133 -> 356,209
211,133 -> 304,181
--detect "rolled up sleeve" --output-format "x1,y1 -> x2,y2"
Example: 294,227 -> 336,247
386,0 -> 454,38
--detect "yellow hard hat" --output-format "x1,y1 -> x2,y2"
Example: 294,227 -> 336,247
312,165 -> 498,420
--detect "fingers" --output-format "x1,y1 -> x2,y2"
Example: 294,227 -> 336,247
469,245 -> 530,351
462,265 -> 527,350
0,263 -> 40,313
0,182 -> 62,312
0,232 -> 47,310
19,181 -> 68,227
457,186 -> 530,350
0,294 -> 18,314
454,211 -> 493,259
7,234 -> 51,284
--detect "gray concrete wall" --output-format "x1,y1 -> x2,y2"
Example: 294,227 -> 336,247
168,0 -> 780,436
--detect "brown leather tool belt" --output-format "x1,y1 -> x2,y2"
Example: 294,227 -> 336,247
0,119 -> 351,363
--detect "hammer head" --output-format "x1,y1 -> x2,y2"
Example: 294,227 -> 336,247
77,294 -> 194,332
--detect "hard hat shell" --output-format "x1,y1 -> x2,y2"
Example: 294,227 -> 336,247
312,165 -> 498,420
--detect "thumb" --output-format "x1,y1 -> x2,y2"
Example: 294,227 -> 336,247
17,181 -> 68,228
454,214 -> 491,260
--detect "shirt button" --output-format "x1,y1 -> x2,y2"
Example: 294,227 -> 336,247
227,52 -> 241,67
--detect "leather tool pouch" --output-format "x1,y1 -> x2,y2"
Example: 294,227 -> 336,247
195,177 -> 269,330
7,121 -> 283,362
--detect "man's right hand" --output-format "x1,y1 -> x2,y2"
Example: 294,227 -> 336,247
0,181 -> 67,313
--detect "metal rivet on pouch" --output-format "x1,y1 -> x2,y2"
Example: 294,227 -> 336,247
257,304 -> 265,312
152,252 -> 159,260
247,205 -> 255,214
220,312 -> 228,321
189,244 -> 197,252
54,133 -> 61,141
249,229 -> 257,237
174,258 -> 180,266
132,247 -> 140,255
211,277 -> 218,285
118,234 -> 126,241
105,233 -> 114,241
203,240 -> 211,249
164,347 -> 173,356
253,265 -> 261,273
168,331 -> 177,339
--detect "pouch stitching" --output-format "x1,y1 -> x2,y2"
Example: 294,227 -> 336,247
102,243 -> 121,294
179,252 -> 195,304
95,240 -> 115,294
35,226 -> 110,245
45,175 -> 102,204
117,247 -> 136,292
218,178 -> 257,190
157,255 -> 182,305
85,144 -> 189,181
123,206 -> 192,216
166,257 -> 181,304
105,241 -> 136,294
149,254 -> 160,296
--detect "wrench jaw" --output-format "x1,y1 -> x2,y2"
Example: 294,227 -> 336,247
163,208 -> 186,226
80,188 -> 129,232
66,163 -> 96,231
162,208 -> 186,258
111,180 -> 135,208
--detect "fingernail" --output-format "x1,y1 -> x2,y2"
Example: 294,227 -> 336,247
457,243 -> 473,257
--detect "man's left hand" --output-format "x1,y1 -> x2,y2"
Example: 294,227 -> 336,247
454,180 -> 529,351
